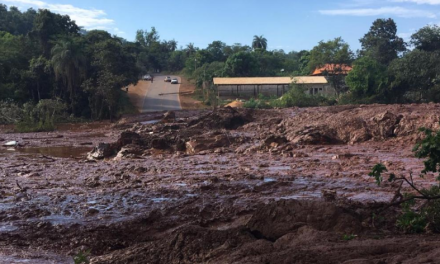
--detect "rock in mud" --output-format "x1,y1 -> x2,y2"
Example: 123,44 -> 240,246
88,143 -> 114,160
186,133 -> 231,154
162,111 -> 176,121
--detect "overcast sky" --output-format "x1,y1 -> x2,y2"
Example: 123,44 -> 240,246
1,0 -> 439,51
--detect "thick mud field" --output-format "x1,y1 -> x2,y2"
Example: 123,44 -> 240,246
1,104 -> 440,263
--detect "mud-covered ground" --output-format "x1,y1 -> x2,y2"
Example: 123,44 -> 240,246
1,104 -> 440,263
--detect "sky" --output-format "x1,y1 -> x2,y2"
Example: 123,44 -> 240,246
1,0 -> 439,52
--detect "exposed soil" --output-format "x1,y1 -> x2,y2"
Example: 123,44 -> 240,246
1,104 -> 440,263
178,77 -> 207,110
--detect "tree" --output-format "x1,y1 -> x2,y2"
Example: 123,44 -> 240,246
388,50 -> 440,103
360,18 -> 406,65
345,57 -> 388,101
223,51 -> 259,77
206,41 -> 227,62
252,35 -> 267,51
32,9 -> 80,57
411,25 -> 440,52
51,38 -> 86,112
308,37 -> 353,96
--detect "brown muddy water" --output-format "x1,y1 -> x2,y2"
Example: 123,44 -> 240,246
0,146 -> 91,158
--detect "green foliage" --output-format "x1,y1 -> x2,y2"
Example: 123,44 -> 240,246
223,51 -> 259,77
252,35 -> 268,51
243,97 -> 271,109
73,250 -> 90,264
370,125 -> 440,233
272,85 -> 331,108
411,25 -> 440,52
15,99 -> 67,132
308,37 -> 353,73
0,101 -> 23,124
413,127 -> 440,180
346,57 -> 388,100
360,18 -> 406,65
388,50 -> 440,103
396,196 -> 427,233
342,234 -> 357,241
369,163 -> 388,186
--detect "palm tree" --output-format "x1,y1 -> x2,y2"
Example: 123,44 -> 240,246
51,38 -> 86,111
185,43 -> 196,56
252,35 -> 268,51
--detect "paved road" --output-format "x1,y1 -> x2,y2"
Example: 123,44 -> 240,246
141,75 -> 182,113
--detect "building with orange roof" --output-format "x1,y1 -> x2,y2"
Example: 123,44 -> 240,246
311,64 -> 352,76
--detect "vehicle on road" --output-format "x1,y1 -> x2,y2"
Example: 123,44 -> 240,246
171,78 -> 178,84
164,76 -> 171,82
143,75 -> 152,81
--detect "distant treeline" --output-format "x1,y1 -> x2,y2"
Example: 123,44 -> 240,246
1,4 -> 440,121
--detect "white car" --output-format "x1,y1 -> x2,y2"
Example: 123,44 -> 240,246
171,78 -> 178,84
143,75 -> 152,80
164,76 -> 171,82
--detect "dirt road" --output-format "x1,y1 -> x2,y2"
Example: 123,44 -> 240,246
1,104 -> 440,263
127,76 -> 182,113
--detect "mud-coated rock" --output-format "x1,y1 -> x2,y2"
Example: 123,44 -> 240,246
87,143 -> 114,160
163,111 -> 176,121
185,134 -> 231,154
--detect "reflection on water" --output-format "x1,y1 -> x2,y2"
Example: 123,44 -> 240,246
0,146 -> 91,158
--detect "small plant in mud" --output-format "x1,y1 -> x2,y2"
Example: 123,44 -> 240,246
342,234 -> 357,241
370,126 -> 440,233
73,249 -> 90,264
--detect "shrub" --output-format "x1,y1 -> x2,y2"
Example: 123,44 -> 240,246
243,98 -> 271,109
15,99 -> 67,132
0,101 -> 23,124
370,125 -> 440,233
272,85 -> 331,108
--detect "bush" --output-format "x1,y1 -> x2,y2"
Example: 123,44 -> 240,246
271,85 -> 332,108
15,99 -> 67,132
243,98 -> 271,109
0,101 -> 23,124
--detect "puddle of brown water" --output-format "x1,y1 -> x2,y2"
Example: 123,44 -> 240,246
0,146 -> 91,158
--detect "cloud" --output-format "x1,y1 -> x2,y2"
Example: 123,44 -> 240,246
390,0 -> 440,4
2,0 -> 114,28
319,6 -> 437,18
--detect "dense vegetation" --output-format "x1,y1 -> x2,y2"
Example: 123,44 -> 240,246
1,4 -> 440,125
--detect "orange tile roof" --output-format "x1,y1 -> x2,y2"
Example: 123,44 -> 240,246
311,64 -> 352,76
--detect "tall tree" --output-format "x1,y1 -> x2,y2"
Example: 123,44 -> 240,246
411,25 -> 440,52
359,18 -> 406,65
252,35 -> 267,51
51,38 -> 86,112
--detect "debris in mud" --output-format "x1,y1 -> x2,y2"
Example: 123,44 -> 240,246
3,141 -> 17,146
